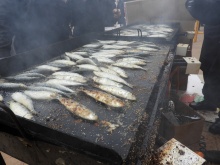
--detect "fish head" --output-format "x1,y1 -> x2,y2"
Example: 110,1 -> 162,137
86,112 -> 98,121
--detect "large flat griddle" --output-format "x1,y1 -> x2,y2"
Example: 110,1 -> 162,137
0,34 -> 175,164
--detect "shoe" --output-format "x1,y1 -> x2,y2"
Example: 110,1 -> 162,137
209,118 -> 220,134
189,101 -> 216,111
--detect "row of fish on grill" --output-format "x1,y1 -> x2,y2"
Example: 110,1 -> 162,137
115,24 -> 175,38
0,40 -> 161,126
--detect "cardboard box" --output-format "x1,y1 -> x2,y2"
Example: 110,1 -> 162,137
159,100 -> 204,146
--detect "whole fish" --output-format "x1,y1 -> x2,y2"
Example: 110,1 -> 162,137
137,47 -> 158,52
52,72 -> 85,79
102,45 -> 129,50
24,90 -> 58,100
93,71 -> 133,88
82,44 -> 102,49
98,40 -> 116,44
148,34 -> 167,38
125,49 -> 148,54
99,50 -> 125,55
11,92 -> 37,115
82,89 -> 124,107
0,83 -> 27,90
50,75 -> 87,83
47,79 -> 85,87
76,58 -> 97,66
9,101 -> 34,120
113,62 -> 148,71
116,41 -> 134,45
35,82 -> 75,93
91,57 -> 114,64
58,97 -> 98,121
116,59 -> 147,66
28,86 -> 72,98
0,94 -> 3,102
15,73 -> 46,78
100,67 -> 119,76
91,53 -> 116,58
27,68 -> 54,74
48,60 -> 76,68
77,64 -> 100,71
6,76 -> 41,81
94,84 -> 136,100
74,51 -> 90,56
65,52 -> 84,60
139,44 -> 159,49
108,66 -> 128,78
117,57 -> 147,63
92,76 -> 123,88
36,65 -> 60,72
51,60 -> 76,66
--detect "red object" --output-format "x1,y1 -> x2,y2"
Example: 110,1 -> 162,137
179,93 -> 196,105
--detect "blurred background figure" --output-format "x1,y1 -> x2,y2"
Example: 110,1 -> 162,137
0,0 -> 72,58
0,0 -> 30,58
72,0 -> 125,36
0,0 -> 125,57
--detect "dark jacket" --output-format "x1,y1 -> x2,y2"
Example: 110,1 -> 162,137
186,0 -> 220,106
72,0 -> 125,36
186,0 -> 220,26
72,0 -> 105,36
17,0 -> 71,53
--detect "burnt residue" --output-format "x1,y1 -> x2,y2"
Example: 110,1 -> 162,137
178,150 -> 185,155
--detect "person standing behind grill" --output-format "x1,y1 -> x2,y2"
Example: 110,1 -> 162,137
185,0 -> 220,134
0,0 -> 30,58
71,0 -> 125,36
23,0 -> 72,52
103,0 -> 126,27
0,0 -> 72,58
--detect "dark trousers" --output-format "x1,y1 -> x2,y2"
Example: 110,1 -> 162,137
201,25 -> 220,108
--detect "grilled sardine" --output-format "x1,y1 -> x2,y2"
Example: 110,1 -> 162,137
94,84 -> 136,100
107,66 -> 128,78
9,101 -> 35,120
113,62 -> 148,71
24,90 -> 58,100
58,98 -> 98,121
82,89 -> 124,107
93,71 -> 133,88
0,83 -> 27,90
92,76 -> 123,88
11,92 -> 37,115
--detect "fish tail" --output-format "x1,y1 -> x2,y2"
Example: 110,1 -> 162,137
126,83 -> 133,89
141,68 -> 148,71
